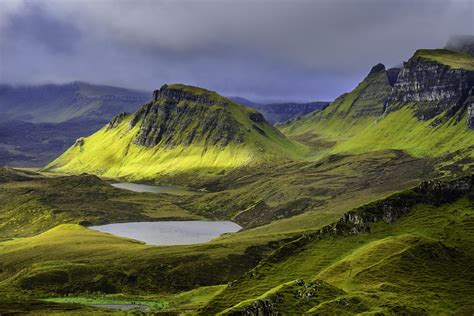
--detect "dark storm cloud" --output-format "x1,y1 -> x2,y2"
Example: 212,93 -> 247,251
3,3 -> 80,53
0,0 -> 473,101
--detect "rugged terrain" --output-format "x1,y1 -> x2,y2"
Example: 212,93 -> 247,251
282,49 -> 474,173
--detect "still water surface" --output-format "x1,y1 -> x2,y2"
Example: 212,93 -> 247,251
91,221 -> 242,245
111,182 -> 197,195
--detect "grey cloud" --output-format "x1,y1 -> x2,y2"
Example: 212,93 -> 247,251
0,0 -> 473,101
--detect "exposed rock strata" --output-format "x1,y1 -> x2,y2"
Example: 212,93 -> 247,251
386,54 -> 474,121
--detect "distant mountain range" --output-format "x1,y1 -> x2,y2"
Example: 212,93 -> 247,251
229,96 -> 329,124
0,82 -> 150,166
0,81 -> 150,123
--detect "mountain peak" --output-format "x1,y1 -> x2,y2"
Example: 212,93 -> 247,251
152,83 -> 219,104
367,63 -> 386,76
47,84 -> 302,178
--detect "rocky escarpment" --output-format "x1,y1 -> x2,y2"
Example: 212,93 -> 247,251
107,111 -> 130,129
468,103 -> 474,128
151,84 -> 217,105
247,174 -> 473,269
386,50 -> 474,121
128,85 -> 246,148
226,299 -> 277,316
104,84 -> 280,150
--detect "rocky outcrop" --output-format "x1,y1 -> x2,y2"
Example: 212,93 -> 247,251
226,299 -> 276,316
107,112 -> 130,129
468,103 -> 474,128
386,67 -> 401,86
152,84 -> 216,105
127,85 -> 273,149
132,102 -> 240,148
249,112 -> 265,123
368,63 -> 386,76
249,174 -> 473,269
346,63 -> 393,118
386,52 -> 474,120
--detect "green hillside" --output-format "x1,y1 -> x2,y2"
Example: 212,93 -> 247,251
281,49 -> 474,173
45,84 -> 306,180
0,171 -> 472,314
203,175 -> 474,314
414,49 -> 474,70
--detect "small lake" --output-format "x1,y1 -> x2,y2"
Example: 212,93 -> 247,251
111,182 -> 197,195
90,221 -> 242,245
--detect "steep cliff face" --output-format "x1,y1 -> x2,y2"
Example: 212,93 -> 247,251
386,50 -> 474,120
282,48 -> 474,160
468,103 -> 474,129
129,85 -> 245,148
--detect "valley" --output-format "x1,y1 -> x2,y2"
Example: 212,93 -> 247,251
0,45 -> 473,315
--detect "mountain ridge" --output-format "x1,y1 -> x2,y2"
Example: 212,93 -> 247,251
281,48 -> 474,170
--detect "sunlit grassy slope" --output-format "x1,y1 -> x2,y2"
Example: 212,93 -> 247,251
46,84 -> 306,180
281,50 -> 474,165
415,49 -> 474,70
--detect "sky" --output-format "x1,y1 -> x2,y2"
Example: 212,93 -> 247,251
0,0 -> 473,102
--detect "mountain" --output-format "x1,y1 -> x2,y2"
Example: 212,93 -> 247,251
281,49 -> 474,171
46,84 -> 305,180
2,48 -> 474,314
229,97 -> 329,124
0,81 -> 149,123
0,82 -> 149,167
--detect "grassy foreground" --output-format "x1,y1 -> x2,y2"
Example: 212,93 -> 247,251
0,173 -> 472,314
203,176 -> 474,314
